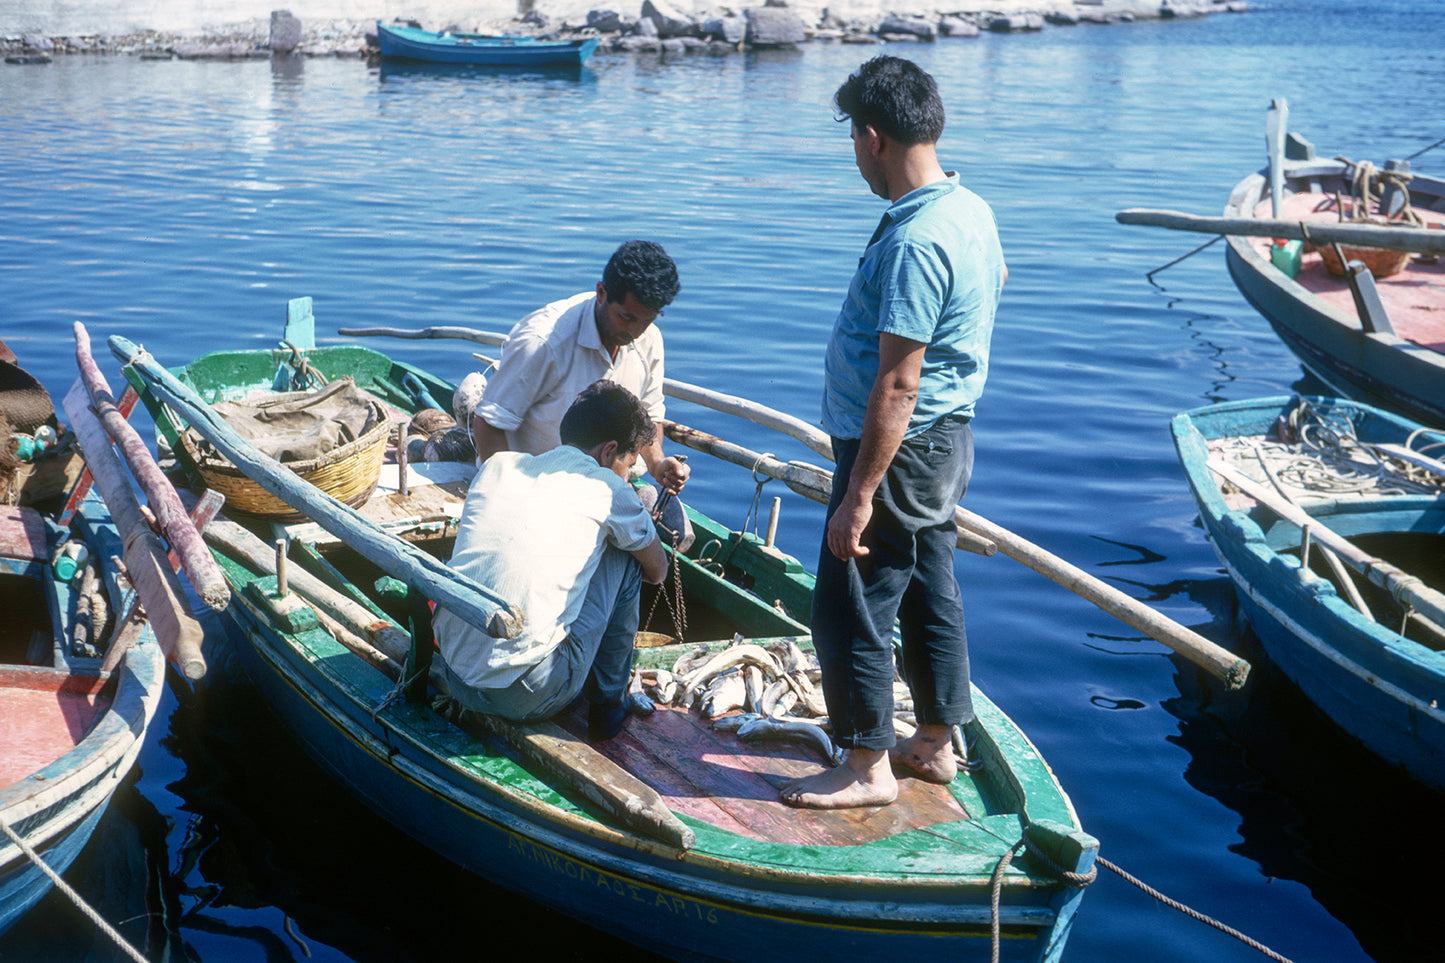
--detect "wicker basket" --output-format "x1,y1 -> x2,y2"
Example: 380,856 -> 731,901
1315,217 -> 1414,279
180,387 -> 390,522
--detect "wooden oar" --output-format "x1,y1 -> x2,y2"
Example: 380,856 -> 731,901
1209,460 -> 1445,630
109,335 -> 525,642
1115,208 -> 1445,257
62,381 -> 206,679
662,422 -> 997,556
74,322 -> 230,611
335,323 -> 1250,687
665,422 -> 1250,689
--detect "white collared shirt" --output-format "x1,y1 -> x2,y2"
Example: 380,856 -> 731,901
475,292 -> 666,457
433,446 -> 656,690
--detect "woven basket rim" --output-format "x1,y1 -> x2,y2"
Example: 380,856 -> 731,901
181,395 -> 391,473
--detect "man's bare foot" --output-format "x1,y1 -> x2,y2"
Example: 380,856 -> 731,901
779,749 -> 897,809
889,725 -> 958,784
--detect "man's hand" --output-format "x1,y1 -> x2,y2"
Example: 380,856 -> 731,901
826,492 -> 873,560
654,454 -> 690,495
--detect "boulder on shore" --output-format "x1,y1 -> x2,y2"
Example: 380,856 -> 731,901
269,10 -> 302,52
745,6 -> 806,46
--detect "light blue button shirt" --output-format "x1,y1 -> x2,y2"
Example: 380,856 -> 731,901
821,173 -> 1005,439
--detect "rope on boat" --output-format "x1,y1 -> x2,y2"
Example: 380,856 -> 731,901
1145,233 -> 1223,285
1405,133 -> 1445,162
988,825 -> 1098,963
1213,399 -> 1445,501
1097,856 -> 1296,963
0,813 -> 150,963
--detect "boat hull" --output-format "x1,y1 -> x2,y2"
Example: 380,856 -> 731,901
1223,164 -> 1445,428
1172,396 -> 1445,790
375,23 -> 599,66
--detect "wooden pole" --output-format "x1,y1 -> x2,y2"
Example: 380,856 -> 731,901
1115,208 -> 1445,257
110,335 -> 524,642
73,322 -> 230,611
1266,97 -> 1288,219
201,513 -> 416,662
62,381 -> 206,679
1209,459 -> 1445,629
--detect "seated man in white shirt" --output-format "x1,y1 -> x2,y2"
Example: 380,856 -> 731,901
435,381 -> 669,742
469,240 -> 691,499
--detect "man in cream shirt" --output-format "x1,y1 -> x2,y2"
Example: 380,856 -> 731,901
437,381 -> 668,742
470,240 -> 690,498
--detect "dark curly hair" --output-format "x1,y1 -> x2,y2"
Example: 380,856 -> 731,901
559,380 -> 656,455
602,240 -> 680,312
834,55 -> 945,147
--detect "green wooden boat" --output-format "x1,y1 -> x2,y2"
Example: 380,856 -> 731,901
115,304 -> 1096,962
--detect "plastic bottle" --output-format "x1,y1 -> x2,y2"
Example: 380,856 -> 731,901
1270,238 -> 1303,278
53,541 -> 90,581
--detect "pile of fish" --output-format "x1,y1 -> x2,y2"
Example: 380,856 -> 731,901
629,635 -> 971,770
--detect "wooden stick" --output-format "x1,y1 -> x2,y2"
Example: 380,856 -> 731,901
1115,208 -> 1445,256
1209,459 -> 1445,629
199,512 -> 416,662
110,335 -> 524,642
62,381 -> 206,679
73,322 -> 230,611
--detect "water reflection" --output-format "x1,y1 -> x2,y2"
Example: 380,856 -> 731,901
1165,584 -> 1445,963
376,60 -> 595,85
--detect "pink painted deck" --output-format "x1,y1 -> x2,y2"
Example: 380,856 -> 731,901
0,667 -> 111,790
1251,192 -> 1445,351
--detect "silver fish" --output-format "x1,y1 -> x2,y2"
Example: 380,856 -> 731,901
735,716 -> 843,767
710,712 -> 760,733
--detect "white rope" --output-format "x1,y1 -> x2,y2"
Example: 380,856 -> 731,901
1210,401 -> 1445,502
0,812 -> 149,963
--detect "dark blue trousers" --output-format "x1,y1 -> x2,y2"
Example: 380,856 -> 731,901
811,416 -> 976,751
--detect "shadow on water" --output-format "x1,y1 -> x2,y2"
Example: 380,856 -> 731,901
1164,576 -> 1445,963
151,633 -> 667,963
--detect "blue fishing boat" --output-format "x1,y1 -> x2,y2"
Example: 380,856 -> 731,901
112,306 -> 1099,963
1172,395 -> 1445,791
0,356 -> 167,933
375,22 -> 600,67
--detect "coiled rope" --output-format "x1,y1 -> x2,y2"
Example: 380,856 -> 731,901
0,813 -> 149,963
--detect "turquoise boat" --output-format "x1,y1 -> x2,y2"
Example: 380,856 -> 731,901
114,306 -> 1097,962
1172,395 -> 1445,791
375,22 -> 600,67
0,372 -> 166,935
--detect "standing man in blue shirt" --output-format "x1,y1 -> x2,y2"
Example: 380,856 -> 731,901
783,56 -> 1006,809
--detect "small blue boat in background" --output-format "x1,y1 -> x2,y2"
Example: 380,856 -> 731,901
1172,395 -> 1445,791
375,22 -> 600,67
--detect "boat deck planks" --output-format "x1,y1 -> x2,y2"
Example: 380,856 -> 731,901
1250,193 -> 1445,351
0,668 -> 110,788
559,702 -> 969,845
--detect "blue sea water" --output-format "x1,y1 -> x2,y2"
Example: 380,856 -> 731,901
3,1 -> 1443,959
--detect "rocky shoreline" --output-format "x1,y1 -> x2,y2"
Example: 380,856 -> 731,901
2,0 -> 1247,62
